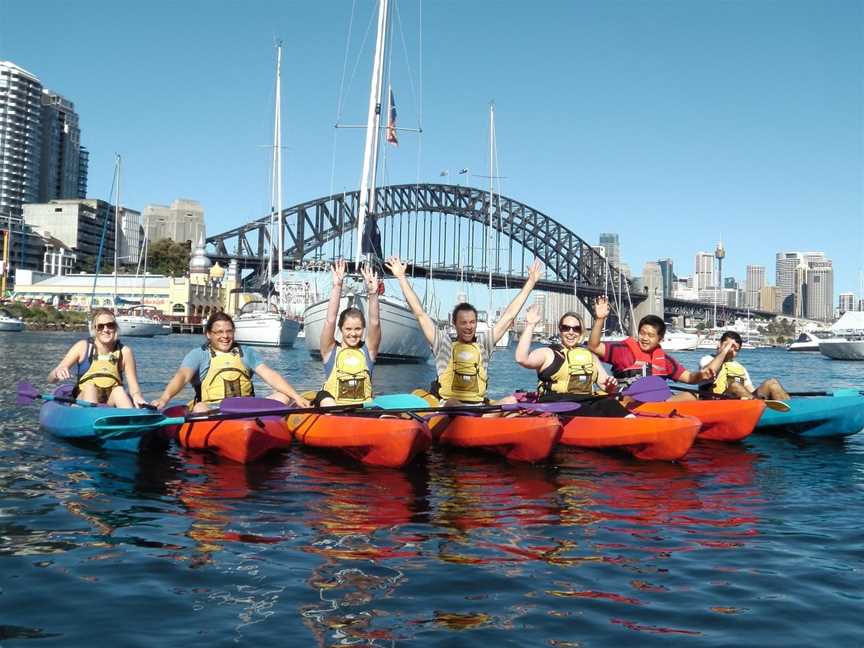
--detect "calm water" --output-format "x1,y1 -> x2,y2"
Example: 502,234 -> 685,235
1,331 -> 863,646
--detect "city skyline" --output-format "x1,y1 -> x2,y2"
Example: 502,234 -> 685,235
0,1 -> 861,296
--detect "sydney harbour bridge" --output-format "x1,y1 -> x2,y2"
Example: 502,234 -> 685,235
206,183 -> 773,332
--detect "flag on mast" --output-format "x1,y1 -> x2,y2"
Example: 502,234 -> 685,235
386,86 -> 398,146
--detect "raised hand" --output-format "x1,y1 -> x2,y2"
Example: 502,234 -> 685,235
593,295 -> 610,319
331,259 -> 347,285
525,303 -> 542,325
384,255 -> 407,279
360,263 -> 379,294
527,259 -> 543,284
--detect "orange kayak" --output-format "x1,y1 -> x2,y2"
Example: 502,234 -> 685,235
427,414 -> 562,462
164,405 -> 292,463
561,413 -> 700,461
286,412 -> 431,468
635,399 -> 766,441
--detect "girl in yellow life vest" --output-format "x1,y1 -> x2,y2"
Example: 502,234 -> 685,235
700,331 -> 790,400
315,260 -> 381,406
516,304 -> 630,417
151,312 -> 310,413
48,308 -> 146,407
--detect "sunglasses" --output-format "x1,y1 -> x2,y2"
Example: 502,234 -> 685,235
96,322 -> 117,332
559,324 -> 582,333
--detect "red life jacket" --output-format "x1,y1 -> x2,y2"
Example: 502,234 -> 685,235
613,337 -> 672,383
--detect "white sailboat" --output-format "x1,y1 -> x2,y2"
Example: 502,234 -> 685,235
303,0 -> 430,363
0,308 -> 23,332
234,42 -> 300,348
117,213 -> 166,337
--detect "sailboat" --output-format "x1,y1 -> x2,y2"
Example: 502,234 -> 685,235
234,42 -> 300,348
116,211 -> 167,337
303,0 -> 430,363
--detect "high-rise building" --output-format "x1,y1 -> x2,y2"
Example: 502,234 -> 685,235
776,252 -> 804,315
724,277 -> 738,289
598,233 -> 620,270
77,146 -> 88,198
759,286 -> 778,314
839,292 -> 855,313
657,258 -> 674,297
144,199 -> 205,244
38,90 -> 84,202
694,251 -> 715,290
0,61 -> 43,220
805,260 -> 833,321
23,199 -> 118,268
745,265 -> 766,310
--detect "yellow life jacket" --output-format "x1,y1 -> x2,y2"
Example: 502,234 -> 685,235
196,344 -> 255,405
77,340 -> 124,392
538,345 -> 598,395
322,345 -> 373,405
710,360 -> 749,395
437,340 -> 488,402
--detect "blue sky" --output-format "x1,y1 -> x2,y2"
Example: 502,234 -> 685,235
1,0 -> 862,301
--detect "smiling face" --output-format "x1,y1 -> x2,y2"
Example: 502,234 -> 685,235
637,323 -> 663,353
453,310 -> 477,343
558,315 -> 584,348
340,315 -> 365,348
92,314 -> 118,346
206,321 -> 235,353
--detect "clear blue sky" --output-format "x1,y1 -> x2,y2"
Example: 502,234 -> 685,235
2,0 -> 862,298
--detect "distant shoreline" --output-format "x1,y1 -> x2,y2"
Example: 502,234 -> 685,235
22,323 -> 88,331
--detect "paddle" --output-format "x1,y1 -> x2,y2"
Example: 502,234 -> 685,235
16,381 -> 97,408
786,389 -> 864,397
621,376 -> 673,403
669,385 -> 791,412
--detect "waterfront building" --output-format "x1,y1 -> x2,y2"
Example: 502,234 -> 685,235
694,251 -> 715,290
724,277 -> 738,289
598,233 -> 620,270
745,265 -> 766,310
0,61 -> 43,220
42,235 -> 76,275
143,199 -> 205,244
776,252 -> 803,315
805,260 -> 833,322
760,286 -> 778,313
120,207 -> 143,267
38,90 -> 85,202
657,258 -> 674,297
23,199 -> 118,268
839,292 -> 855,313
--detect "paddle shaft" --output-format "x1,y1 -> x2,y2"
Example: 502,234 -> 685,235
669,385 -> 790,412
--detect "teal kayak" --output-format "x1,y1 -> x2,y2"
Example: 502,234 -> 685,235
755,389 -> 864,438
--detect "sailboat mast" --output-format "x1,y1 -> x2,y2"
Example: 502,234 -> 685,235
487,102 -> 494,311
114,154 -> 120,310
275,42 -> 284,298
355,0 -> 389,263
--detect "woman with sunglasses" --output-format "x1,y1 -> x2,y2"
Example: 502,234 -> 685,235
151,312 -> 309,413
48,308 -> 147,407
516,304 -> 628,416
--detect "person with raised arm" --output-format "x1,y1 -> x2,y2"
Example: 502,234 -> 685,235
515,303 -> 630,416
586,295 -> 713,401
699,331 -> 789,400
386,255 -> 543,405
49,308 -> 147,408
151,312 -> 309,413
314,260 -> 381,406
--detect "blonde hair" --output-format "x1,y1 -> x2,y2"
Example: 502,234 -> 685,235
89,308 -> 117,337
558,312 -> 586,344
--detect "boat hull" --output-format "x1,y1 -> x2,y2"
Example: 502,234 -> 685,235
756,391 -> 864,438
117,316 -> 163,338
561,413 -> 700,461
819,340 -> 864,361
0,319 -> 23,332
234,315 -> 300,347
636,399 -> 766,441
304,295 -> 430,363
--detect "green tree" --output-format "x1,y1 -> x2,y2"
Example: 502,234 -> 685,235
148,239 -> 192,276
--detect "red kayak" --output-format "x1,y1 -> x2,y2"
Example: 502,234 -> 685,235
427,414 -> 562,462
560,412 -> 700,461
635,399 -> 766,441
163,405 -> 292,463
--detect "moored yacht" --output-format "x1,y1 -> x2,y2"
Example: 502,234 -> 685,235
0,308 -> 23,332
234,300 -> 301,348
787,330 -> 834,352
660,325 -> 700,351
818,311 -> 864,360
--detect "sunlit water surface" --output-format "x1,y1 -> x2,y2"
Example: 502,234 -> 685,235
1,331 -> 862,646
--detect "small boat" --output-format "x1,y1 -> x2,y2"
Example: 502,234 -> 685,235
660,325 -> 700,351
787,330 -> 835,352
116,312 -> 164,337
39,385 -> 167,452
636,399 -> 766,441
818,337 -> 864,361
0,308 -> 24,332
163,404 -> 292,463
285,411 -> 431,468
233,300 -> 301,347
560,412 -> 700,461
756,390 -> 864,438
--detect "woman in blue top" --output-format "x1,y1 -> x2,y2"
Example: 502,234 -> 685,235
151,312 -> 309,413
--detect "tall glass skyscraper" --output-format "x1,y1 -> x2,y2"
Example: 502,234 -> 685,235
598,233 -> 620,270
0,61 -> 43,220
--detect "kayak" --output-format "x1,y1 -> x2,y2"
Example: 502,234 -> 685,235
402,391 -> 562,462
755,389 -> 864,438
635,399 -> 766,442
285,412 -> 431,468
39,386 -> 167,453
560,412 -> 700,461
163,405 -> 292,463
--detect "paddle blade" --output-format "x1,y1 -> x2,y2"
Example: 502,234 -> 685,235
622,376 -> 671,403
764,400 -> 791,412
92,413 -> 183,437
219,396 -> 287,416
501,401 -> 582,414
16,381 -> 40,405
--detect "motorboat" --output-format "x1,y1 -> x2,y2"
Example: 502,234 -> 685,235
234,300 -> 300,348
0,308 -> 23,332
304,292 -> 430,363
660,325 -> 700,351
787,330 -> 834,352
818,311 -> 864,360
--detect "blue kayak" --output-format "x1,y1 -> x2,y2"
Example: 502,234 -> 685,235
38,386 -> 168,452
756,389 -> 864,438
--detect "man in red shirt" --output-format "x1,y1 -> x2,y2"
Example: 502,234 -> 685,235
586,296 -> 713,401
